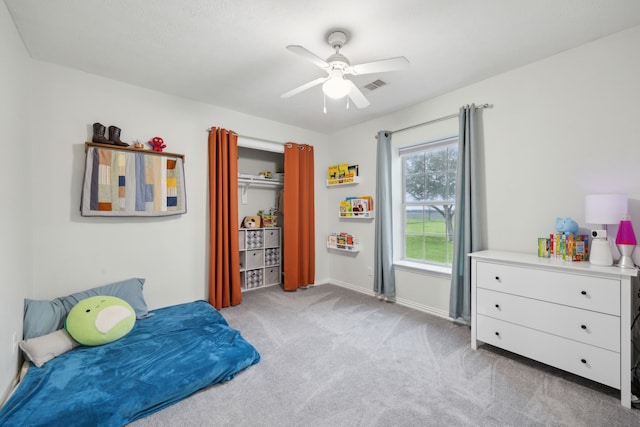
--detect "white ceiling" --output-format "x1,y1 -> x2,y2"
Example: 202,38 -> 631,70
5,0 -> 640,133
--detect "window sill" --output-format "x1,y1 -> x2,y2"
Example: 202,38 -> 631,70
394,260 -> 452,278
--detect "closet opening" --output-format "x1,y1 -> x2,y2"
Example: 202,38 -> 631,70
237,145 -> 284,291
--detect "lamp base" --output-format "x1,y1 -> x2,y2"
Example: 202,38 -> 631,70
590,239 -> 613,266
617,244 -> 636,269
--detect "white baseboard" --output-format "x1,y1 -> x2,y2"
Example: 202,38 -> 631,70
328,279 -> 453,321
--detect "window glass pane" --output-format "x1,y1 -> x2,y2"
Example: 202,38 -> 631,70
424,145 -> 458,202
400,137 -> 457,268
403,154 -> 426,202
404,173 -> 425,202
404,205 -> 455,265
405,206 -> 425,259
445,145 -> 458,200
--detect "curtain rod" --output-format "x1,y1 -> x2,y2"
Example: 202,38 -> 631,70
389,103 -> 491,135
206,128 -> 284,146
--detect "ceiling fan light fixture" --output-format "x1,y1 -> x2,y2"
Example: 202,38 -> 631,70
322,75 -> 350,99
282,28 -> 408,109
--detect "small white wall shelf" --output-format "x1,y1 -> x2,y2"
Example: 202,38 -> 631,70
326,163 -> 359,186
326,176 -> 361,186
338,196 -> 373,218
326,242 -> 360,252
327,232 -> 360,253
338,211 -> 374,219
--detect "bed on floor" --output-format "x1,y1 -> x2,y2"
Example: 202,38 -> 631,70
0,279 -> 260,427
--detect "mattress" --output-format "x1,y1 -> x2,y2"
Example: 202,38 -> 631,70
0,300 -> 260,426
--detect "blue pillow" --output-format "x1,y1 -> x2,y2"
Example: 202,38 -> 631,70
23,278 -> 150,339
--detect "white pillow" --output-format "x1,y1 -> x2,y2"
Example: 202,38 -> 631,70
19,329 -> 79,367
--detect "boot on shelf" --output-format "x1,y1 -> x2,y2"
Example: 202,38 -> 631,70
92,122 -> 113,145
108,126 -> 129,146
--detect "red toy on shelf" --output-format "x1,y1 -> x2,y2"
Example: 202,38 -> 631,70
148,136 -> 166,152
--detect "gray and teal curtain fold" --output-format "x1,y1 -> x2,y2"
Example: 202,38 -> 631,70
374,130 -> 396,299
449,105 -> 482,323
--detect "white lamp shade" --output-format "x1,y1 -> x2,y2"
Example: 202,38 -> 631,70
584,194 -> 628,225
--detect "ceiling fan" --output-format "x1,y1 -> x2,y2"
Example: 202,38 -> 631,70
281,30 -> 409,110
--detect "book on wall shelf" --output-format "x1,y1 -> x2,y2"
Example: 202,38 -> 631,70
338,196 -> 374,218
327,163 -> 360,186
327,232 -> 360,252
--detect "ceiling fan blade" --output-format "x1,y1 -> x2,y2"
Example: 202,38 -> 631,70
281,77 -> 329,98
286,45 -> 331,70
346,80 -> 370,109
349,56 -> 409,75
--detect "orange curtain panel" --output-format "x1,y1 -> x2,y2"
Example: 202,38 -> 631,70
207,127 -> 242,309
283,143 -> 315,291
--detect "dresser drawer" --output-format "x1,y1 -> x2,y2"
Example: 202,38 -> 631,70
476,262 -> 620,315
477,288 -> 620,351
477,315 -> 620,389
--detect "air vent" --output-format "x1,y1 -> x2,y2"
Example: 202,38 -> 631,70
364,79 -> 387,91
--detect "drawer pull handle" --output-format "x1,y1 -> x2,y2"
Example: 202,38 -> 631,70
580,290 -> 587,295
494,276 -> 500,281
494,332 -> 500,337
495,304 -> 500,309
581,324 -> 587,330
581,358 -> 587,364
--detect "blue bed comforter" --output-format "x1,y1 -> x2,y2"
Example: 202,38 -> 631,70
0,300 -> 260,426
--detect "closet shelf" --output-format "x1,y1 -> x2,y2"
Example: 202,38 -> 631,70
238,177 -> 284,188
238,177 -> 283,205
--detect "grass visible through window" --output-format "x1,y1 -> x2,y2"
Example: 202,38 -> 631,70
404,216 -> 453,265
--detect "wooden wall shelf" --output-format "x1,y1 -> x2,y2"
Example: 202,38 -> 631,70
84,142 -> 185,163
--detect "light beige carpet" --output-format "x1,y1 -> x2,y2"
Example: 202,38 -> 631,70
130,283 -> 640,426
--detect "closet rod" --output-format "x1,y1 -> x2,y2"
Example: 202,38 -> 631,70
206,128 -> 283,146
389,103 -> 491,135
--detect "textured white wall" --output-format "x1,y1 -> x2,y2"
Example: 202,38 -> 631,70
327,25 -> 640,315
0,1 -> 32,402
26,62 -> 329,310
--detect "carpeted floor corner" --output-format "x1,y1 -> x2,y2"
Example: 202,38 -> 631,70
129,284 -> 640,426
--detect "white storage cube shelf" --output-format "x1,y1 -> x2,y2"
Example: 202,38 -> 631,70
239,227 -> 281,291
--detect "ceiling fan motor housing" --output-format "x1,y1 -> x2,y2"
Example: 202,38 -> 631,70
326,53 -> 349,71
327,31 -> 348,49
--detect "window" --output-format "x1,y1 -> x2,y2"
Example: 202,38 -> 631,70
400,136 -> 458,267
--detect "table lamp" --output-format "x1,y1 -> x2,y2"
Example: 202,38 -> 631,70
584,194 -> 628,266
616,216 -> 637,269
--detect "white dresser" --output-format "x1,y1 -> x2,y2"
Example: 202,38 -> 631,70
470,250 -> 639,408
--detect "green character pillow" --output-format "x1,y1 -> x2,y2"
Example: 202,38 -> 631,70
65,296 -> 136,346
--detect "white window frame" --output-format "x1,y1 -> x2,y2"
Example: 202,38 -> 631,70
400,136 -> 458,268
391,130 -> 458,276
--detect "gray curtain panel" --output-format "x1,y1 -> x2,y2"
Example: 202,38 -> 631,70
374,130 -> 396,299
449,105 -> 482,323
